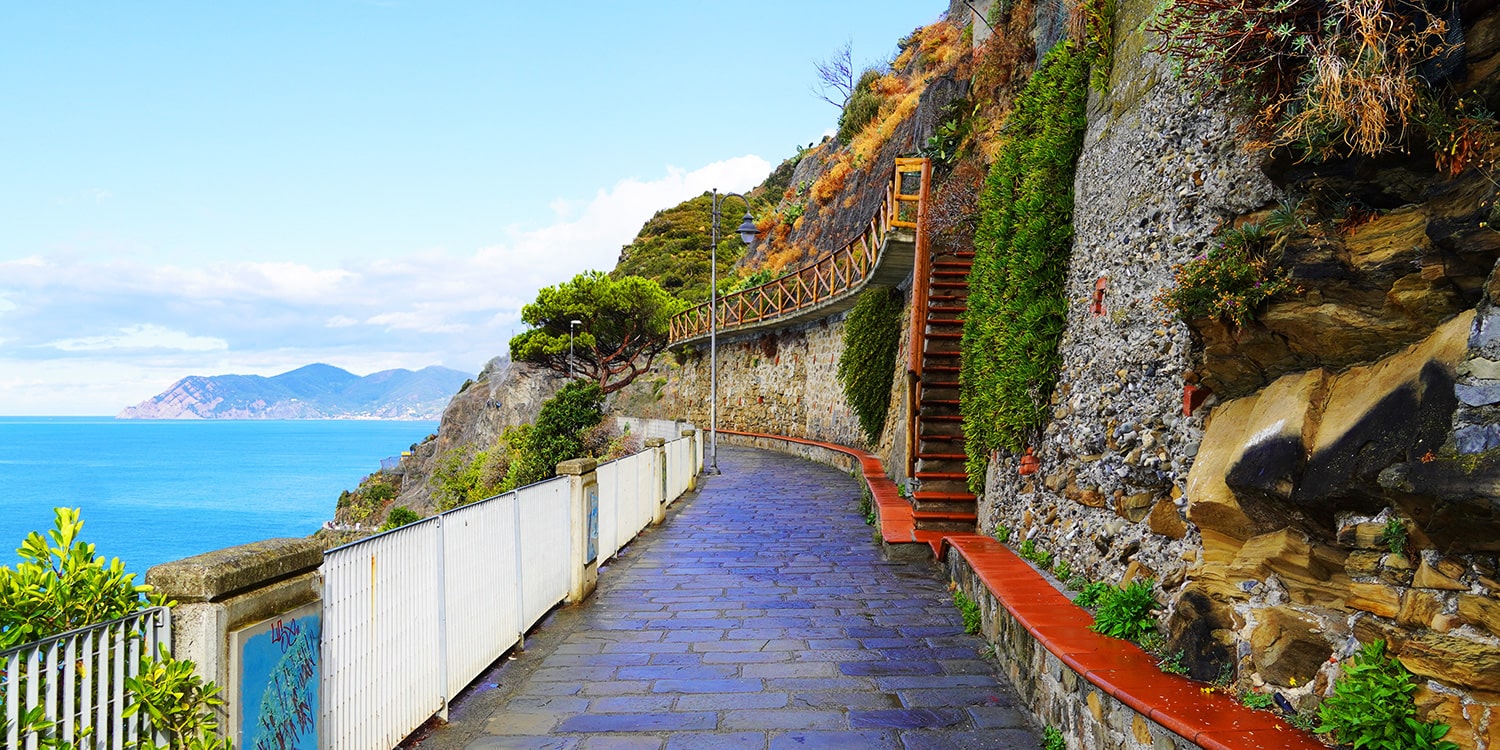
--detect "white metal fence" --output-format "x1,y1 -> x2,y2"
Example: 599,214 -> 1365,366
321,433 -> 699,750
2,606 -> 172,750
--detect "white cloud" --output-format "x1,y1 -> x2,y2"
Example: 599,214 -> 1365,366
47,324 -> 229,353
0,156 -> 772,413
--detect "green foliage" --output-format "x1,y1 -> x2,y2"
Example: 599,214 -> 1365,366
510,271 -> 685,394
960,41 -> 1092,491
1017,538 -> 1053,568
1080,0 -> 1117,93
1157,222 -> 1297,327
727,268 -> 776,294
0,507 -> 165,650
504,381 -> 606,488
431,447 -> 510,511
859,484 -> 876,526
1149,0 -> 1479,167
1159,650 -> 1189,675
1090,579 -> 1160,642
993,524 -> 1011,543
837,69 -> 884,144
1072,581 -> 1112,607
379,506 -> 421,532
613,192 -> 752,303
337,473 -> 402,523
922,99 -> 971,166
1317,640 -> 1458,750
952,587 -> 982,634
1052,558 -> 1072,582
124,646 -> 233,750
838,287 -> 903,444
1378,518 -> 1408,555
1042,725 -> 1066,750
1241,690 -> 1276,710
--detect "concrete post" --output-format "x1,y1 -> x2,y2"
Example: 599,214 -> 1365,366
146,538 -> 325,747
556,457 -> 600,604
644,437 -> 667,524
681,428 -> 698,490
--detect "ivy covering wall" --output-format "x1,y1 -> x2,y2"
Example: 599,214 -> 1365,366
960,41 -> 1092,491
838,286 -> 903,444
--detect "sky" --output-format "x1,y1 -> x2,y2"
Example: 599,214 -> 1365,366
0,1 -> 946,415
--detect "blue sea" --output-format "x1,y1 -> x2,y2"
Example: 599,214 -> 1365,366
0,418 -> 438,574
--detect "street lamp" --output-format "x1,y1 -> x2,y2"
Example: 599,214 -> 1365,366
569,319 -> 582,378
709,189 -> 760,475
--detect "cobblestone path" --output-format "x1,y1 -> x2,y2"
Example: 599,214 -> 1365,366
411,446 -> 1038,750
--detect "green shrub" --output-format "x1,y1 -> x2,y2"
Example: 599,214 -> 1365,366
0,507 -> 165,650
838,287 -> 903,444
1160,650 -> 1189,675
1317,640 -> 1458,750
1072,581 -> 1112,607
960,41 -> 1092,492
505,381 -> 606,488
379,506 -> 421,532
1053,558 -> 1072,581
124,646 -> 232,750
1042,725 -> 1066,750
952,587 -> 982,634
994,524 -> 1011,543
432,446 -> 509,511
1378,517 -> 1408,555
1157,222 -> 1296,327
1241,690 -> 1275,710
837,69 -> 884,144
1090,579 -> 1160,642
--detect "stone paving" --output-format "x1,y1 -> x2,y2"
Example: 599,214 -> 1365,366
409,446 -> 1039,750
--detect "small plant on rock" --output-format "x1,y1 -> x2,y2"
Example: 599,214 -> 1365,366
1377,517 -> 1408,555
952,587 -> 983,634
1042,725 -> 1066,750
1241,690 -> 1276,710
1090,579 -> 1160,642
1159,650 -> 1189,675
1072,581 -> 1112,608
1157,222 -> 1297,327
379,506 -> 421,532
1317,640 -> 1458,750
994,524 -> 1011,543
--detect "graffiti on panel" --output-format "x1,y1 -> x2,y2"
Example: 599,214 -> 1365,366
234,601 -> 321,750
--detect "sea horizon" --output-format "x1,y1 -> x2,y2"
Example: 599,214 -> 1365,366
0,417 -> 437,574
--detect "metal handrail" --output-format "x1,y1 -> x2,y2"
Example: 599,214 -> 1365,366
669,158 -> 929,345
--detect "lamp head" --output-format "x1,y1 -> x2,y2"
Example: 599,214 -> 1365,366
736,213 -> 759,246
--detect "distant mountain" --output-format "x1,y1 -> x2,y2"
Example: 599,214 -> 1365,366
118,364 -> 471,420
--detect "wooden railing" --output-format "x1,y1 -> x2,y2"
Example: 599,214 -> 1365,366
905,158 -> 933,478
669,157 -> 929,345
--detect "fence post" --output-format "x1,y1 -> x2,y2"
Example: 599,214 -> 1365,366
681,429 -> 698,491
644,438 -> 667,524
556,458 -> 600,604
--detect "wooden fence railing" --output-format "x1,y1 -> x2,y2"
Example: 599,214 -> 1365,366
668,157 -> 929,345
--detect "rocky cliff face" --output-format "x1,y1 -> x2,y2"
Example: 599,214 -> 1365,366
966,0 -> 1500,741
332,358 -> 565,525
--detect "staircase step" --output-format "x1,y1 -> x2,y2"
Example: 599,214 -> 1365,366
914,491 -> 976,502
930,295 -> 968,303
926,318 -> 963,327
932,281 -> 968,289
932,269 -> 969,278
929,304 -> 967,312
915,471 -> 968,481
925,364 -> 961,373
933,261 -> 972,270
923,414 -> 963,422
927,331 -> 962,340
923,380 -> 960,390
916,452 -> 967,461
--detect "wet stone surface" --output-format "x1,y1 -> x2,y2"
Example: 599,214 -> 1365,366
408,447 -> 1038,750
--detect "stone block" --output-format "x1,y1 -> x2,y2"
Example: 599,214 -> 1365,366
1147,500 -> 1187,540
1348,582 -> 1402,618
1397,589 -> 1445,629
1458,594 -> 1500,638
147,537 -> 325,603
1398,633 -> 1500,692
1185,397 -> 1259,541
1414,558 -> 1468,590
1250,606 -> 1332,687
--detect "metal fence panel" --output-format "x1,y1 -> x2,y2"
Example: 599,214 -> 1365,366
321,520 -> 444,750
515,478 -> 571,632
1,607 -> 169,750
440,495 -> 522,700
595,460 -> 623,564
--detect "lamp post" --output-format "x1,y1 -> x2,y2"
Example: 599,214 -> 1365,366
708,189 -> 760,475
569,319 -> 582,378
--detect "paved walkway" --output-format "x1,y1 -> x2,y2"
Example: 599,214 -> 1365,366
410,446 -> 1038,750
